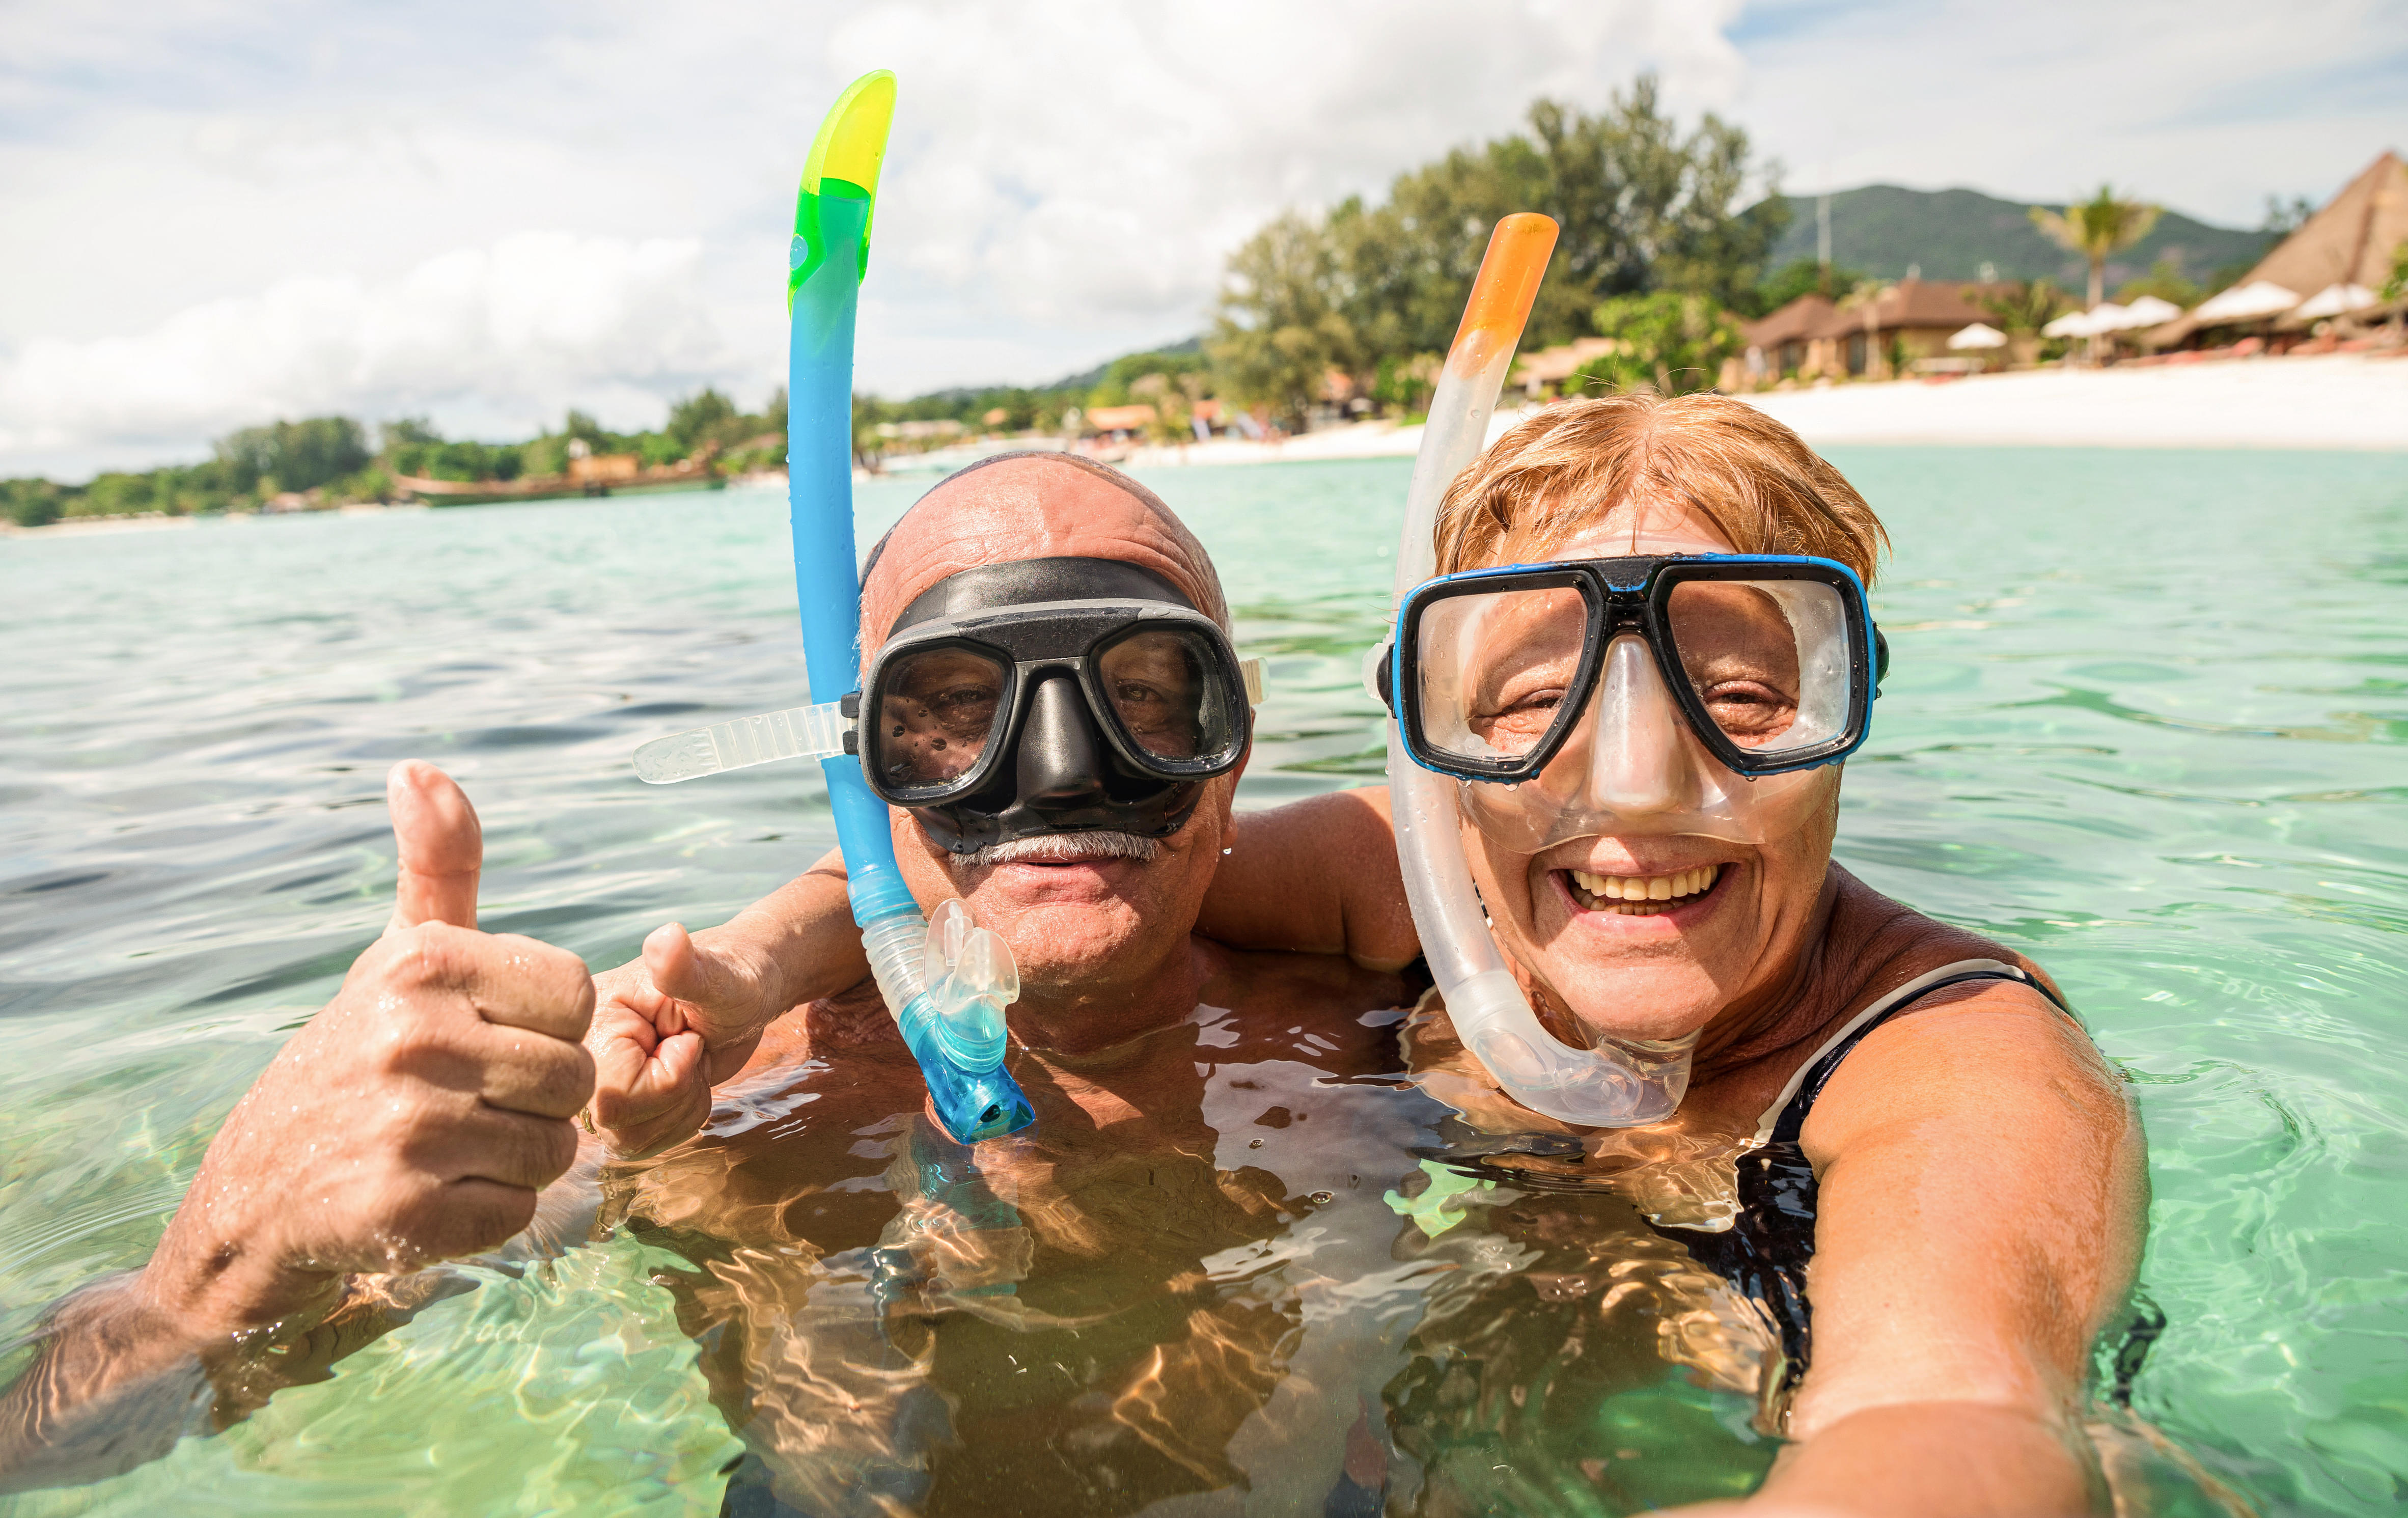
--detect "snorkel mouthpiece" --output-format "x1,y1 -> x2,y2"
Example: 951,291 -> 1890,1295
1385,214 -> 1698,1128
786,72 -> 1032,1143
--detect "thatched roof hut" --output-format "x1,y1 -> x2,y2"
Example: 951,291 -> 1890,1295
2152,151 -> 2408,345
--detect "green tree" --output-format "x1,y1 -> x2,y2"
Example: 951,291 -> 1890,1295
1371,352 -> 1441,415
1975,279 -> 2073,365
666,388 -> 740,455
2029,186 -> 2163,309
1208,210 -> 1361,432
1752,257 -> 1866,315
1572,292 -> 1742,396
1318,77 -> 1784,366
1,478 -> 69,527
2115,258 -> 2203,310
2259,195 -> 2315,238
214,416 -> 372,494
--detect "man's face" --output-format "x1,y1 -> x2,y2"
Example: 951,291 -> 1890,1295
862,460 -> 1241,1005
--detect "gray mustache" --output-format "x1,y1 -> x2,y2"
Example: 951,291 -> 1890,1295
955,832 -> 1164,868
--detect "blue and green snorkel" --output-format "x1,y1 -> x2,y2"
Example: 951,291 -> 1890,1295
780,71 -> 1033,1143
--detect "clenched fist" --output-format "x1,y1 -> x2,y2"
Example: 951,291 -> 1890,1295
139,761 -> 595,1338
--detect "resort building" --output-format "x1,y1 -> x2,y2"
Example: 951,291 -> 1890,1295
1738,280 -> 2013,383
1735,295 -> 1834,384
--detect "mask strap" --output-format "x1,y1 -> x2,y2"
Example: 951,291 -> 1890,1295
633,698 -> 855,783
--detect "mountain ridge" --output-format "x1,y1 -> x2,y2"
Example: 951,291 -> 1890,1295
1761,184 -> 2273,288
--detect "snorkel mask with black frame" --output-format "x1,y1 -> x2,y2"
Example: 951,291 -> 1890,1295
860,556 -> 1256,853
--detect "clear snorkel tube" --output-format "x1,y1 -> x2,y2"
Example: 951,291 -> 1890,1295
1383,215 -> 1696,1127
778,72 -> 1033,1143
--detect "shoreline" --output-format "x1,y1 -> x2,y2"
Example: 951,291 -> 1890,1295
13,354 -> 2402,541
882,351 -> 2408,475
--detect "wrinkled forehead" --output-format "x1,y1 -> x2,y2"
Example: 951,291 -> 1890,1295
864,457 -> 1223,639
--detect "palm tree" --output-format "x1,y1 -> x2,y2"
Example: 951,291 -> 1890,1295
2030,186 -> 2163,309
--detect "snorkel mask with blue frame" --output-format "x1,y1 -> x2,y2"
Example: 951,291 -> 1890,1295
1381,543 -> 1885,855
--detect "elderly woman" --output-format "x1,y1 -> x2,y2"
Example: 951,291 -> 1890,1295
1204,392 -> 2146,1516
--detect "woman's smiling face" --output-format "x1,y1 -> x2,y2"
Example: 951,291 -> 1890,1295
1455,506 -> 1843,1045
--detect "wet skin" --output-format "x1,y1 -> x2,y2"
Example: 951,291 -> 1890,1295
0,762 -> 596,1488
578,458 -> 1431,1510
1200,504 -> 2149,1517
609,943 -> 1419,1515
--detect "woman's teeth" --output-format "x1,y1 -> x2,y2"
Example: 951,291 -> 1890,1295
1567,865 -> 1721,915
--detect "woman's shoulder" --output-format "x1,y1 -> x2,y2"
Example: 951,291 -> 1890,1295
1801,869 -> 2122,1160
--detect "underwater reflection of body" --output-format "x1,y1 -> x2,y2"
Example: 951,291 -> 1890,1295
606,972 -> 1837,1518
609,965 -> 1441,1516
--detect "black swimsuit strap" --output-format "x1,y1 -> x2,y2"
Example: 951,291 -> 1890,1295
1765,966 -> 2070,1146
1656,961 -> 2075,1426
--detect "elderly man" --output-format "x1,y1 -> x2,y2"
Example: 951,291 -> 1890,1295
579,453 -> 1427,1514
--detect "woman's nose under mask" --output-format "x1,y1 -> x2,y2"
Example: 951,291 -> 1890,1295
1457,632 -> 1836,855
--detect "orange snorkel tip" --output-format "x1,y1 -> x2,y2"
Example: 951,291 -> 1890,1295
1448,212 -> 1559,374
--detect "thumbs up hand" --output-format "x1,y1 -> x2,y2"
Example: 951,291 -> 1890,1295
141,762 -> 596,1340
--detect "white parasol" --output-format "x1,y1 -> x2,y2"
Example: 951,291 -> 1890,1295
1947,322 -> 2008,350
2116,295 -> 2185,328
2041,308 -> 2098,338
2290,283 -> 2379,320
2191,281 -> 2301,324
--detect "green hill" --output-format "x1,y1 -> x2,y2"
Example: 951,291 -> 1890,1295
1764,185 -> 2271,289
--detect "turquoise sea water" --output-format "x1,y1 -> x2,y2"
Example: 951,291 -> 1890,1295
1,449 -> 2403,1514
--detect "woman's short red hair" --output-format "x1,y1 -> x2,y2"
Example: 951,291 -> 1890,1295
1433,392 -> 1888,587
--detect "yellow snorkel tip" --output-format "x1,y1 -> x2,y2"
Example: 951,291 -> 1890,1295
1447,212 -> 1558,374
790,70 -> 897,308
804,69 -> 896,202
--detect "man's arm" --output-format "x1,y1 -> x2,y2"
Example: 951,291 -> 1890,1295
585,849 -> 870,1156
0,763 -> 594,1491
1194,787 -> 1419,971
1753,985 -> 2146,1516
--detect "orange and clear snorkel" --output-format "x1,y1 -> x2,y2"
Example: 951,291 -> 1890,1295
1382,215 -> 1697,1126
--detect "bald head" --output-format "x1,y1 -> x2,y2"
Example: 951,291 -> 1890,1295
862,454 -> 1229,650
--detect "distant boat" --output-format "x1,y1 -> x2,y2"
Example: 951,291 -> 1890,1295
396,454 -> 727,507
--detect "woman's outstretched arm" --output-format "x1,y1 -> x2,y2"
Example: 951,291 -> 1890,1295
1755,980 -> 2147,1516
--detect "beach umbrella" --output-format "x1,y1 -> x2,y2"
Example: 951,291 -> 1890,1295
2116,295 -> 2184,328
1947,322 -> 2008,349
2290,283 -> 2379,320
2041,309 -> 2098,338
2191,281 -> 2301,324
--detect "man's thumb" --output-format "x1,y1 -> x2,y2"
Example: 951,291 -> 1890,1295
384,760 -> 482,933
643,923 -> 748,1024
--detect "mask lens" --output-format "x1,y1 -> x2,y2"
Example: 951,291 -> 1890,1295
1093,627 -> 1233,763
1665,577 -> 1852,758
1415,584 -> 1590,764
871,645 -> 1009,791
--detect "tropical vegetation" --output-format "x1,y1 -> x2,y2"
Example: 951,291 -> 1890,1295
2030,186 -> 2164,309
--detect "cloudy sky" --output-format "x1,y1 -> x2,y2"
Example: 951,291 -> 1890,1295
3,0 -> 2401,479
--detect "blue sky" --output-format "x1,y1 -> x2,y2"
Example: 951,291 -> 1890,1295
2,0 -> 2401,479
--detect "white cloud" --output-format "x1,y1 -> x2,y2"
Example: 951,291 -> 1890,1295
0,233 -> 721,470
1726,0 -> 2407,215
0,0 -> 2397,477
0,0 -> 1748,475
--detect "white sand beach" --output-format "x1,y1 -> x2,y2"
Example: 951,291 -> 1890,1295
1044,351 -> 2408,471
